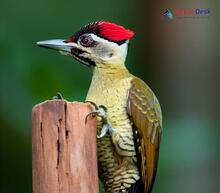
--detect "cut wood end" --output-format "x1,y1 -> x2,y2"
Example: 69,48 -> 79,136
32,99 -> 67,112
32,100 -> 93,111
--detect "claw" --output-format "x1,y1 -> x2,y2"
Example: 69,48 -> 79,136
85,101 -> 99,110
85,111 -> 98,124
84,101 -> 114,138
99,105 -> 107,112
84,102 -> 108,124
52,92 -> 63,100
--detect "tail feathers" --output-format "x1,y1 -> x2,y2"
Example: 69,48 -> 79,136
124,180 -> 144,193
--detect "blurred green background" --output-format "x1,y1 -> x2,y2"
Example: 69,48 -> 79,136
0,0 -> 219,193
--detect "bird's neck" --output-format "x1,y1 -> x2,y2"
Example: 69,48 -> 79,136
93,64 -> 129,83
86,64 -> 130,99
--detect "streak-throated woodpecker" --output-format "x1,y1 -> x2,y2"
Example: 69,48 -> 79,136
37,21 -> 162,193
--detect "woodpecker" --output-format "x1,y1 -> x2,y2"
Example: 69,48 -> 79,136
37,21 -> 162,193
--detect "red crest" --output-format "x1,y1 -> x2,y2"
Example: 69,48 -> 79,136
70,21 -> 134,44
97,21 -> 134,42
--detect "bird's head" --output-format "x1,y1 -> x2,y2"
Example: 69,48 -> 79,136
37,21 -> 134,68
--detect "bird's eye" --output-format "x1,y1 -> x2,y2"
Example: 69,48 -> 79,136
80,35 -> 94,47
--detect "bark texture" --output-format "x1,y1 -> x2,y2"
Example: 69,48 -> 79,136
32,100 -> 98,193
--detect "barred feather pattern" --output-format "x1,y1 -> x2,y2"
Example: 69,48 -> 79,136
86,67 -> 140,193
86,65 -> 162,193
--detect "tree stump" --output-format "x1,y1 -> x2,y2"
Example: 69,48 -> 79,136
32,100 -> 98,193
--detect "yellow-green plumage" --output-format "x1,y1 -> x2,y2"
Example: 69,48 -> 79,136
86,65 -> 162,193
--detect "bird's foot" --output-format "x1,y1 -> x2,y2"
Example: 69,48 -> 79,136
52,92 -> 63,100
85,101 -> 115,138
97,123 -> 114,138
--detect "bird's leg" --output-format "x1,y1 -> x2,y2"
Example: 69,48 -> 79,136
52,92 -> 63,100
97,121 -> 115,139
86,102 -> 135,156
85,102 -> 115,138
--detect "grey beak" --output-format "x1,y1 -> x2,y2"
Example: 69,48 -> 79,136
37,39 -> 78,53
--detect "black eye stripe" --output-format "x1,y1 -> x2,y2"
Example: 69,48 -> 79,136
71,49 -> 95,67
70,47 -> 85,55
74,55 -> 96,67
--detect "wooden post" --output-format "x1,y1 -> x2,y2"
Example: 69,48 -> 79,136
32,100 -> 98,193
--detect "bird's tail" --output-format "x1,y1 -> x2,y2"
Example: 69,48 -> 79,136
124,179 -> 144,193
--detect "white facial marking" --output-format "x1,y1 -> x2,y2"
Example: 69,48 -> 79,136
77,33 -> 129,65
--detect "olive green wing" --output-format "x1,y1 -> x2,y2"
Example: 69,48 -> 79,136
127,77 -> 162,193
